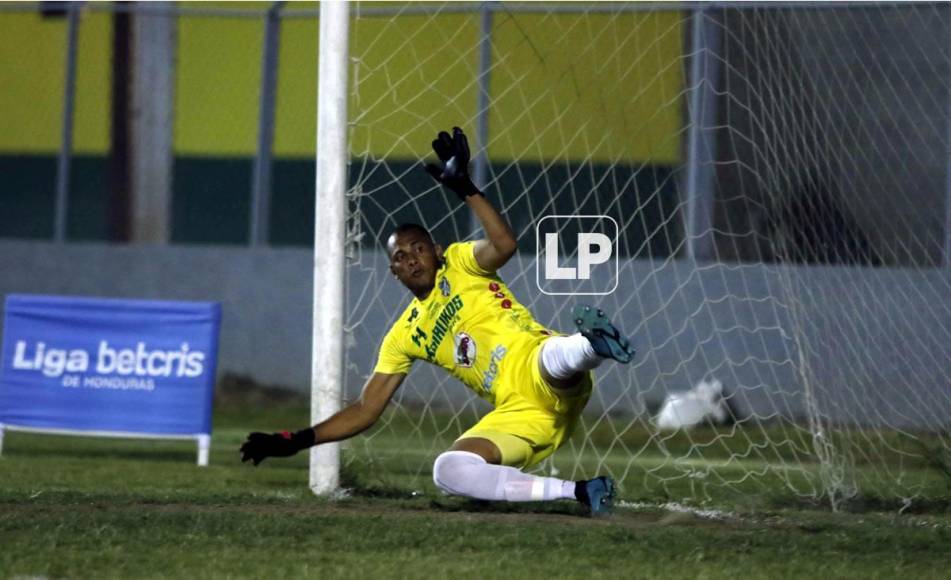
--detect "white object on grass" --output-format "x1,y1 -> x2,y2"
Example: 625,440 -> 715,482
655,379 -> 729,431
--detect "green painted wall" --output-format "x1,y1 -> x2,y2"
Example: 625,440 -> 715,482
0,155 -> 108,240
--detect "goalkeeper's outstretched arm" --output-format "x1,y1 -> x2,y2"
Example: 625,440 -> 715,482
312,372 -> 405,443
240,372 -> 405,465
468,193 -> 517,273
424,126 -> 517,272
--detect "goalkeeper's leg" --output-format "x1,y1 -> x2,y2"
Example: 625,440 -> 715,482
432,449 -> 613,516
540,304 -> 634,390
539,333 -> 602,387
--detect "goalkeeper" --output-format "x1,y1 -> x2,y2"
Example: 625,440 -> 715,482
241,127 -> 634,516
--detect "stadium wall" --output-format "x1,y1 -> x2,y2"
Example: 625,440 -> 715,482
2,7 -> 948,262
713,7 -> 950,267
0,8 -> 683,246
1,240 -> 947,430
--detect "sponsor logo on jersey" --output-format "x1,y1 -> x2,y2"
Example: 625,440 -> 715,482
481,345 -> 507,393
453,332 -> 476,367
407,308 -> 419,323
439,277 -> 451,297
424,295 -> 464,360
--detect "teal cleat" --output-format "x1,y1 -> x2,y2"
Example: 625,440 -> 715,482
572,304 -> 635,364
575,476 -> 615,517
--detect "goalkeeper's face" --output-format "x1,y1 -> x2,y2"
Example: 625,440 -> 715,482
387,230 -> 444,297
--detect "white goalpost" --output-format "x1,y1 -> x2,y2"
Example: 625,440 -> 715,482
314,1 -> 951,509
311,0 -> 349,496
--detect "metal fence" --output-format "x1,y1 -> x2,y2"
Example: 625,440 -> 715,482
0,1 -> 949,267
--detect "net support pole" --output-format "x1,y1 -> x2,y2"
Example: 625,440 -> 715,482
250,1 -> 285,247
311,0 -> 349,496
54,3 -> 80,243
130,2 -> 176,244
946,172 -> 951,266
945,89 -> 951,266
684,7 -> 720,262
471,1 -> 493,237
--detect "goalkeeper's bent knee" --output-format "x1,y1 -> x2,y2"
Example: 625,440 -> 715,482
432,450 -> 487,495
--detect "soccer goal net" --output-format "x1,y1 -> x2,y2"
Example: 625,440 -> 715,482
326,1 -> 951,511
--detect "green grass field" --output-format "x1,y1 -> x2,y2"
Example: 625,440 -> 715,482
2,394 -> 949,579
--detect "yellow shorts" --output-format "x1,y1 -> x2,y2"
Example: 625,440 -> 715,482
458,340 -> 594,469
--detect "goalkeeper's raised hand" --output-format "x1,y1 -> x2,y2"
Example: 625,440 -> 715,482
425,126 -> 482,200
239,428 -> 316,466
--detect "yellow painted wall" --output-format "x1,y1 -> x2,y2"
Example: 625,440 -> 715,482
0,9 -> 111,154
272,5 -> 482,158
0,3 -> 684,163
174,4 -> 264,156
346,5 -> 684,164
273,14 -> 317,157
488,10 -> 684,164
346,11 -> 480,161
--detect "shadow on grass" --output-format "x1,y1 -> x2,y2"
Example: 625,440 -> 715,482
429,497 -> 584,517
339,463 -> 582,515
5,445 -> 199,464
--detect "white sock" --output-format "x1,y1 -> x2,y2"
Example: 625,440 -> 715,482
432,451 -> 576,502
540,333 -> 603,380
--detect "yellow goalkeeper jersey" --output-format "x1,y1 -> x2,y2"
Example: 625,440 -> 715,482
373,242 -> 554,406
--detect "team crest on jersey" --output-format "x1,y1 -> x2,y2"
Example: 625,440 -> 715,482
439,277 -> 451,297
406,308 -> 419,323
453,332 -> 476,368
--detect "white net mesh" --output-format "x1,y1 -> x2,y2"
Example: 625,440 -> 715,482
340,2 -> 951,509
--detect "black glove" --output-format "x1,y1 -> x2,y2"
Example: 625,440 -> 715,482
239,428 -> 316,466
425,126 -> 482,200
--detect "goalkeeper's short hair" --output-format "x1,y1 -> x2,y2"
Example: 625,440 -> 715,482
391,223 -> 433,243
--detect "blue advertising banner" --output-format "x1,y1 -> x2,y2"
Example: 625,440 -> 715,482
0,294 -> 221,437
